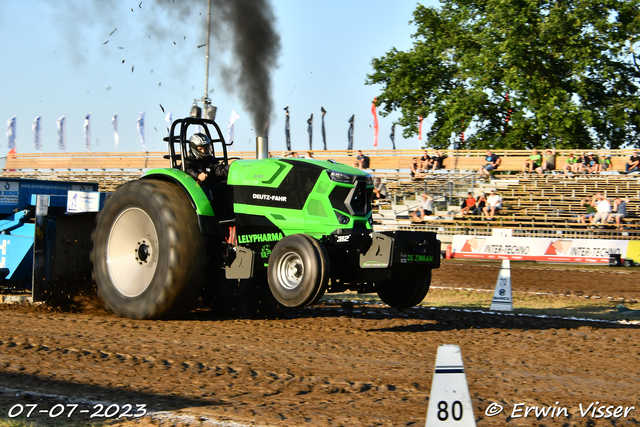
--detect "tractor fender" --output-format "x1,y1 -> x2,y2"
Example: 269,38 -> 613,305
141,169 -> 217,234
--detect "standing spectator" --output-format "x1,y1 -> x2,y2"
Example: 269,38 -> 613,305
411,193 -> 434,222
420,150 -> 432,172
430,150 -> 447,171
460,192 -> 477,216
373,177 -> 388,200
607,197 -> 630,230
623,150 -> 640,174
542,149 -> 556,173
482,190 -> 502,220
410,157 -> 425,179
479,150 -> 501,178
522,149 -> 542,174
590,193 -> 611,226
564,153 -> 579,175
578,195 -> 597,224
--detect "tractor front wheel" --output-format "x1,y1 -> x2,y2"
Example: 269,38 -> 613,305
267,234 -> 328,308
92,179 -> 207,319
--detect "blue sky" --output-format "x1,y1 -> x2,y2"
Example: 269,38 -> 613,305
0,1 -> 439,155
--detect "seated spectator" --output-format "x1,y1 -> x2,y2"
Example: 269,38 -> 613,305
459,192 -> 477,216
472,193 -> 486,216
353,150 -> 368,169
430,150 -> 447,171
373,177 -> 388,200
479,150 -> 501,178
578,195 -> 597,224
576,152 -> 588,174
411,193 -> 434,222
522,149 -> 542,174
564,153 -> 579,175
607,197 -> 630,230
599,154 -> 613,172
420,150 -> 432,171
542,149 -> 556,173
590,193 -> 611,226
482,190 -> 502,220
410,157 -> 426,179
623,150 -> 640,174
586,152 -> 600,174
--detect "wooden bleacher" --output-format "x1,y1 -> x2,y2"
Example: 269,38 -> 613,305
3,149 -> 639,239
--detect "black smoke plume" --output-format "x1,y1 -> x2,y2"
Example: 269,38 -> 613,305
212,0 -> 280,136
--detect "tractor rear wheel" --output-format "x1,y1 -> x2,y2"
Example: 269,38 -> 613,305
376,272 -> 431,310
92,179 -> 206,319
267,234 -> 328,308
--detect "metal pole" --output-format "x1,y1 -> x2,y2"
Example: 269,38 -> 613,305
204,0 -> 212,101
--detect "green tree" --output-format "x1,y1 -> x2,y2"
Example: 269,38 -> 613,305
366,0 -> 640,150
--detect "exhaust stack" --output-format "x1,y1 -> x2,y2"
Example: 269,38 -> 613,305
256,137 -> 268,159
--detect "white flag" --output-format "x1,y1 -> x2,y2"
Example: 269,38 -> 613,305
165,111 -> 173,136
84,113 -> 91,151
6,115 -> 16,150
112,114 -> 119,149
137,111 -> 146,150
227,110 -> 240,148
56,115 -> 66,152
32,115 -> 42,152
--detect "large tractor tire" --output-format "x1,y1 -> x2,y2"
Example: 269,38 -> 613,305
376,272 -> 431,310
92,179 -> 207,320
267,234 -> 329,308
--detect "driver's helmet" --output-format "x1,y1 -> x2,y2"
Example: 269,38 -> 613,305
189,132 -> 211,159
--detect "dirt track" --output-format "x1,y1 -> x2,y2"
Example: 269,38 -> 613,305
1,261 -> 639,426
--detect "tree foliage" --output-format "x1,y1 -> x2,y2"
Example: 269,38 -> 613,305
366,0 -> 640,150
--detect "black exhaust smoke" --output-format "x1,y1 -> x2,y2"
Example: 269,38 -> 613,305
213,0 -> 281,138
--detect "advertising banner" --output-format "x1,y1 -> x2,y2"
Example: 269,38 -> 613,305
452,235 -> 631,264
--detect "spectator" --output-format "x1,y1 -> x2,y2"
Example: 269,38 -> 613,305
410,157 -> 426,179
590,193 -> 611,226
564,153 -> 579,175
482,190 -> 502,220
542,149 -> 556,173
373,177 -> 388,200
578,195 -> 597,224
472,193 -> 486,216
353,150 -> 367,169
599,154 -> 613,172
576,152 -> 588,174
411,193 -> 434,222
460,192 -> 477,216
307,151 -> 314,159
420,150 -> 432,171
430,150 -> 447,171
586,152 -> 600,174
522,149 -> 543,174
479,150 -> 501,178
607,197 -> 630,230
623,150 -> 640,174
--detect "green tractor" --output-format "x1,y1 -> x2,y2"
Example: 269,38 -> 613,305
92,117 -> 441,319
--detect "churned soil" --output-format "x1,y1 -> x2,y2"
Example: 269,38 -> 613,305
0,261 -> 639,427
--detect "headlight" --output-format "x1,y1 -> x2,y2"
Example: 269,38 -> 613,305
365,174 -> 374,186
327,170 -> 354,184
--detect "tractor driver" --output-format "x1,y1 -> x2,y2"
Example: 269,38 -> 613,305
184,132 -> 228,184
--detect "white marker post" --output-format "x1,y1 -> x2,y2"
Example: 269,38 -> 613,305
425,345 -> 476,427
489,259 -> 512,311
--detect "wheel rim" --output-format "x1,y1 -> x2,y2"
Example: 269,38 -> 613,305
106,207 -> 159,297
277,251 -> 304,290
